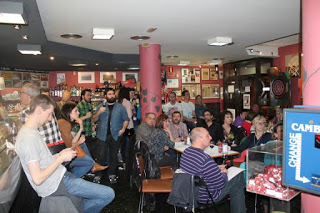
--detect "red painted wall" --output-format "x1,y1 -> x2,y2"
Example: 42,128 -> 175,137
273,43 -> 303,106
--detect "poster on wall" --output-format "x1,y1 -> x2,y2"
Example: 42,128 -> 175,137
285,54 -> 300,77
78,72 -> 95,83
181,84 -> 201,99
209,68 -> 218,80
166,79 -> 179,88
202,84 -> 219,99
181,68 -> 200,83
57,73 -> 66,84
243,94 -> 250,109
122,73 -> 138,82
219,70 -> 223,79
100,72 -> 117,83
201,68 -> 209,80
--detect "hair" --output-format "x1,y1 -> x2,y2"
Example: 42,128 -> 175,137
145,112 -> 156,118
239,109 -> 249,115
203,109 -> 212,116
195,95 -> 205,107
190,127 -> 204,144
40,87 -> 50,94
252,115 -> 267,133
29,94 -> 55,114
104,88 -> 115,96
60,102 -> 77,123
80,89 -> 92,101
273,122 -> 283,139
22,82 -> 40,98
169,92 -> 176,97
182,90 -> 189,97
245,110 -> 256,121
118,87 -> 130,104
172,111 -> 181,117
220,110 -> 233,124
155,114 -> 168,129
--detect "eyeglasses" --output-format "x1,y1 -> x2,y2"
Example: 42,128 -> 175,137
256,122 -> 266,126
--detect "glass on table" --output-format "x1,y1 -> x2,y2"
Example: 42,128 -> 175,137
210,141 -> 215,149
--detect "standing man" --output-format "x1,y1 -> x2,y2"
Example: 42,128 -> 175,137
163,92 -> 183,119
180,127 -> 246,213
169,111 -> 188,142
56,90 -> 72,110
16,94 -> 114,213
136,112 -> 156,143
77,89 -> 93,142
93,88 -> 129,184
181,90 -> 196,131
197,109 -> 223,143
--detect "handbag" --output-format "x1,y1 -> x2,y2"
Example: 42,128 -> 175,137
74,146 -> 85,158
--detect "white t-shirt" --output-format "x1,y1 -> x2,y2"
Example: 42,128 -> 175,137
163,102 -> 183,118
181,101 -> 195,119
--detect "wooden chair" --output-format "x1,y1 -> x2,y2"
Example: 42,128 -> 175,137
135,154 -> 173,213
137,156 -> 174,180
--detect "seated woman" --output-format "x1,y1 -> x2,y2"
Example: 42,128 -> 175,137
231,115 -> 272,153
216,110 -> 242,145
58,103 -> 107,178
147,114 -> 176,168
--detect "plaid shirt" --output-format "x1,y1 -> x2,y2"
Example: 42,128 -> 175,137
77,101 -> 93,137
20,107 -> 63,144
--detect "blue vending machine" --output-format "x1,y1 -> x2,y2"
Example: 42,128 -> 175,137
283,108 -> 320,195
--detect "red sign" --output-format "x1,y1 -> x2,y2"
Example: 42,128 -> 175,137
167,66 -> 175,77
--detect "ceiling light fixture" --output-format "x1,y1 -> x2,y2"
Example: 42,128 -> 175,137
178,61 -> 190,66
22,35 -> 29,40
246,46 -> 279,57
49,56 -> 54,60
166,55 -> 179,59
68,60 -> 88,67
128,65 -> 140,70
208,36 -> 233,46
0,1 -> 27,25
92,28 -> 114,40
13,24 -> 21,29
17,44 -> 41,55
95,63 -> 99,66
130,36 -> 150,41
147,28 -> 157,33
60,33 -> 82,39
208,59 -> 222,65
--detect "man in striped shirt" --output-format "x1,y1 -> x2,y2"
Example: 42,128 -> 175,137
180,127 -> 246,213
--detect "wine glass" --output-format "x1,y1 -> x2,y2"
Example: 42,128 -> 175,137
210,141 -> 214,149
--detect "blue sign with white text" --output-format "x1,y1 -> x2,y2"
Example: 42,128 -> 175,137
283,109 -> 320,195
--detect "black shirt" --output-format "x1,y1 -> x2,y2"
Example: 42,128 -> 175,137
197,120 -> 222,143
107,104 -> 114,136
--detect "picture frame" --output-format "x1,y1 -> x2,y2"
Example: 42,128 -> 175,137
209,68 -> 218,80
78,72 -> 95,83
181,84 -> 201,99
202,84 -> 219,99
166,79 -> 179,88
219,70 -> 223,79
243,94 -> 250,109
181,68 -> 200,83
100,72 -> 117,83
171,89 -> 182,97
122,72 -> 138,82
57,73 -> 65,84
201,68 -> 209,80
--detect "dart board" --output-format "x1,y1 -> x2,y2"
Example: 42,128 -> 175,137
271,78 -> 286,98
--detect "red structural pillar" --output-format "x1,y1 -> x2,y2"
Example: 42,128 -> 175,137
301,0 -> 320,212
139,44 -> 162,121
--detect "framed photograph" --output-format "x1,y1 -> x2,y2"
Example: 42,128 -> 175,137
57,73 -> 65,84
201,68 -> 209,80
181,68 -> 200,83
167,79 -> 179,88
1,72 -> 12,80
219,70 -> 223,79
181,84 -> 201,99
171,89 -> 182,97
40,81 -> 48,88
78,72 -> 95,83
122,72 -> 138,82
100,72 -> 117,83
209,68 -> 218,80
202,84 -> 219,99
41,74 -> 49,81
243,94 -> 250,109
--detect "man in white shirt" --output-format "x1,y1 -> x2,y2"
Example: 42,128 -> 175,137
163,92 -> 183,118
181,90 -> 196,131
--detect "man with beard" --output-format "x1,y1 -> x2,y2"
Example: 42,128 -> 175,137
169,111 -> 188,142
197,110 -> 223,143
77,89 -> 93,142
93,88 -> 129,184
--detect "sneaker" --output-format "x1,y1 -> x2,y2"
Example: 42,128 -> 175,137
109,175 -> 117,184
93,175 -> 101,184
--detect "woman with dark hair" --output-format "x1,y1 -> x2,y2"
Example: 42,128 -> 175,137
147,114 -> 176,168
58,102 -> 107,178
216,110 -> 242,145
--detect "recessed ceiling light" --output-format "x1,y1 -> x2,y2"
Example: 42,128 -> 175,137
13,24 -> 21,29
128,65 -> 140,70
95,63 -> 99,66
130,36 -> 150,41
49,56 -> 54,60
60,33 -> 82,39
178,61 -> 190,66
68,60 -> 88,67
208,37 -> 233,46
22,35 -> 29,39
166,55 -> 179,59
92,28 -> 114,40
147,28 -> 157,33
17,44 -> 41,55
0,1 -> 27,25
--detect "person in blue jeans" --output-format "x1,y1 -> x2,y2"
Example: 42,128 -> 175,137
15,94 -> 114,213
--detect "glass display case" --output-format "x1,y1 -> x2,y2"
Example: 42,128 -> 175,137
246,141 -> 300,201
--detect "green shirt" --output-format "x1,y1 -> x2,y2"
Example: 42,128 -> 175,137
77,101 -> 93,137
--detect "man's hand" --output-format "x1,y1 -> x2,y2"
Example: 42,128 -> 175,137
119,128 -> 125,136
99,107 -> 106,113
218,165 -> 228,174
59,148 -> 76,162
84,111 -> 92,119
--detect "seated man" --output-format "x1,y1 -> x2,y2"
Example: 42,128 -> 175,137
180,127 -> 246,213
15,94 -> 115,213
169,111 -> 188,142
197,110 -> 223,143
136,112 -> 156,143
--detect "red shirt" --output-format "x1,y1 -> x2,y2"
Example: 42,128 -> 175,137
241,121 -> 252,136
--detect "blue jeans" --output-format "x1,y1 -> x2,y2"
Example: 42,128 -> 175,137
63,172 -> 115,213
70,155 -> 94,178
80,142 -> 93,159
214,172 -> 246,213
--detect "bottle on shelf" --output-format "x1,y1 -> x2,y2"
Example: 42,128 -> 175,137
11,122 -> 17,144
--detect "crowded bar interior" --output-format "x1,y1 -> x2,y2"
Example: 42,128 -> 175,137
1,0 -> 320,212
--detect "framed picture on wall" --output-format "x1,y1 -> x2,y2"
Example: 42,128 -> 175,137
171,89 -> 182,97
78,72 -> 95,83
181,68 -> 200,83
57,73 -> 65,84
201,68 -> 209,80
181,84 -> 201,99
202,84 -> 219,99
122,73 -> 138,82
209,68 -> 218,80
100,72 -> 117,83
243,94 -> 250,109
167,79 -> 179,88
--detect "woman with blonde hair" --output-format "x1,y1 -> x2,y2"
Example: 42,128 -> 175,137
231,115 -> 271,153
